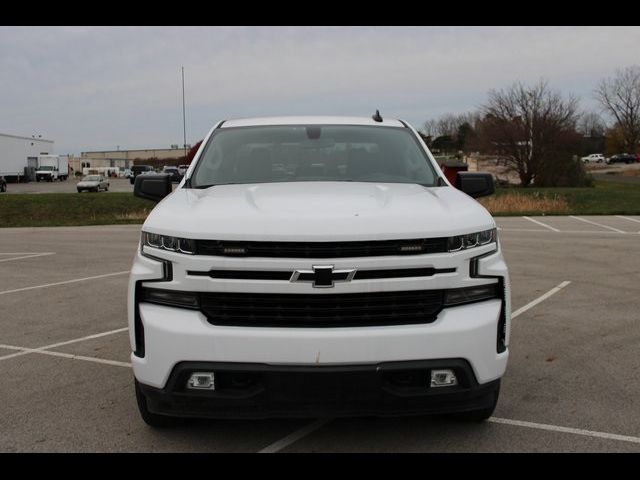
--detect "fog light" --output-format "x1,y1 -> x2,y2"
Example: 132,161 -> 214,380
187,372 -> 215,390
430,369 -> 458,387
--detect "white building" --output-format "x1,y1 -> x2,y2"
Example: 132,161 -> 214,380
0,133 -> 55,181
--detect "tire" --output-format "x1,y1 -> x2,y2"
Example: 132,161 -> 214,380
105,185 -> 109,191
77,189 -> 82,193
135,379 -> 181,428
130,178 -> 135,185
447,381 -> 500,422
92,187 -> 98,192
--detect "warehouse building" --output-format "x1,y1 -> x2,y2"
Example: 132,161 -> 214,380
72,145 -> 191,173
0,133 -> 55,181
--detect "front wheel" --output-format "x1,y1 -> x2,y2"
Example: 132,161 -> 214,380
135,379 -> 181,428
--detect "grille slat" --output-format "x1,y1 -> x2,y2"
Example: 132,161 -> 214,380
196,238 -> 448,258
200,290 -> 444,327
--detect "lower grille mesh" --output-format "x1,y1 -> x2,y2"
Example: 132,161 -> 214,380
200,290 -> 445,327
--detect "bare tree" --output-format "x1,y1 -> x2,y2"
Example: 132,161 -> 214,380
436,114 -> 462,138
578,111 -> 606,138
594,66 -> 640,152
421,119 -> 439,138
480,80 -> 580,186
421,112 -> 482,153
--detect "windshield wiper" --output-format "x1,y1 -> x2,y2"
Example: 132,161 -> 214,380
191,182 -> 242,189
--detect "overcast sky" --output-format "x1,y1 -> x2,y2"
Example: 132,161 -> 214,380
1,26 -> 639,154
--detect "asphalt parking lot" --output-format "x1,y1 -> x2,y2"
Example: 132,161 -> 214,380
1,215 -> 639,452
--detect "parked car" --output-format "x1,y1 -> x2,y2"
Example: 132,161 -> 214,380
162,166 -> 183,183
77,175 -> 109,192
130,165 -> 154,184
123,169 -> 133,178
581,153 -> 605,163
130,115 -> 509,427
607,153 -> 637,165
177,164 -> 190,176
0,176 -> 6,193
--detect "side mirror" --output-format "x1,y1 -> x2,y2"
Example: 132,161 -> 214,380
456,172 -> 495,198
134,174 -> 172,202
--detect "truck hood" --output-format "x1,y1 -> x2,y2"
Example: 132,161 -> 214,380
143,182 -> 495,241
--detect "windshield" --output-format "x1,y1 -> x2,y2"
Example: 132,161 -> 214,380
190,125 -> 438,187
83,176 -> 100,181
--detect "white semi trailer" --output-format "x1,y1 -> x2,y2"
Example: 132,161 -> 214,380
0,133 -> 55,182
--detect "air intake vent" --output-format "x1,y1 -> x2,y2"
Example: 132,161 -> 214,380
200,290 -> 445,327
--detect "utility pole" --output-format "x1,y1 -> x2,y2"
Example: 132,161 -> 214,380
182,66 -> 187,161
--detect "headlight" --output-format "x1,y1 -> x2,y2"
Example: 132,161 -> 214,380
141,232 -> 195,254
447,228 -> 497,252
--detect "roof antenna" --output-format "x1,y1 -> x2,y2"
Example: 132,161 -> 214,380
372,109 -> 383,122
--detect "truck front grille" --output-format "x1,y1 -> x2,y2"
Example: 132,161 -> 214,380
200,290 -> 445,327
196,238 -> 448,258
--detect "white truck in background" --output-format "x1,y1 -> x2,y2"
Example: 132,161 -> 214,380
35,155 -> 69,182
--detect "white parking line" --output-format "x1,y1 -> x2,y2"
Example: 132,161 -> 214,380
0,327 -> 129,363
488,417 -> 640,445
258,419 -> 332,453
615,216 -> 640,233
0,344 -> 131,368
569,216 -> 627,233
0,252 -> 55,263
511,281 -> 571,319
615,215 -> 640,224
0,270 -> 130,296
499,228 -> 625,235
0,252 -> 52,255
521,216 -> 560,232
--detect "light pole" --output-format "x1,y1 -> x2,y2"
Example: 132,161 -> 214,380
182,66 -> 187,161
527,92 -> 534,167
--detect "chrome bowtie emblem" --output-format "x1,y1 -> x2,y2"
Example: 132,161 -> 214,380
290,265 -> 357,288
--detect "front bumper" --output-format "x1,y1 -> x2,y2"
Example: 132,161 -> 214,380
132,299 -> 507,389
137,359 -> 501,419
128,241 -> 511,395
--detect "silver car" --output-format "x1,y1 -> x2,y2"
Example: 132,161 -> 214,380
77,175 -> 109,193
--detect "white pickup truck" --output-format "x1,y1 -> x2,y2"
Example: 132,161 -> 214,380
129,115 -> 511,427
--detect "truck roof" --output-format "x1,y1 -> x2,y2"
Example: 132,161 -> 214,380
221,116 -> 406,129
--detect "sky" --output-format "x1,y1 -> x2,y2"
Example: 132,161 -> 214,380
1,26 -> 639,155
